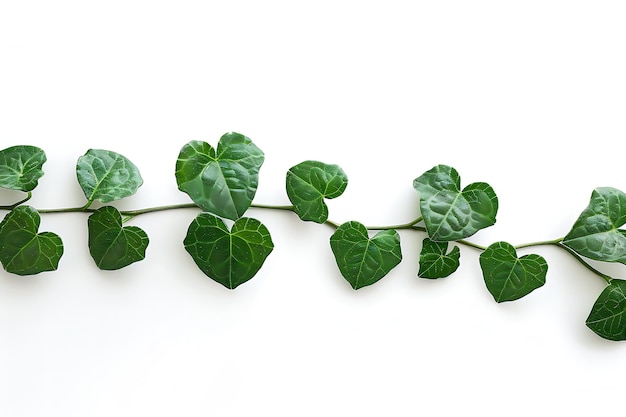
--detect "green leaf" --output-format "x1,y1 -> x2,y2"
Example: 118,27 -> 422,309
286,160 -> 348,223
0,145 -> 47,192
88,206 -> 149,270
586,279 -> 626,341
330,221 -> 402,289
0,206 -> 63,275
413,165 -> 498,241
418,238 -> 460,279
175,132 -> 265,220
479,241 -> 547,302
184,212 -> 274,289
563,187 -> 626,264
76,149 -> 143,205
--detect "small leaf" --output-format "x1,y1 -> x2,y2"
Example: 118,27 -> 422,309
330,221 -> 402,289
286,160 -> 348,223
184,213 -> 274,289
88,206 -> 149,270
0,206 -> 63,275
413,165 -> 498,241
0,145 -> 47,192
76,149 -> 143,204
563,187 -> 626,264
586,279 -> 626,341
479,241 -> 547,302
418,238 -> 460,279
175,132 -> 265,220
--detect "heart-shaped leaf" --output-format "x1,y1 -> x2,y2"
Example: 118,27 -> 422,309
418,238 -> 460,279
76,149 -> 143,205
413,165 -> 498,241
586,279 -> 626,341
88,206 -> 149,270
563,187 -> 626,264
175,132 -> 265,220
184,213 -> 274,289
330,221 -> 402,289
286,160 -> 348,223
0,206 -> 63,275
0,145 -> 47,192
479,241 -> 547,302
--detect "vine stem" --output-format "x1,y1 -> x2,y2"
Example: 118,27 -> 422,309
366,216 -> 423,231
0,200 -> 616,284
554,242 -> 613,284
514,238 -> 612,284
0,191 -> 32,210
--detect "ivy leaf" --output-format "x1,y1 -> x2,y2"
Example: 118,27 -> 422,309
562,187 -> 626,264
88,206 -> 149,270
418,238 -> 460,279
586,279 -> 626,341
286,160 -> 348,223
76,149 -> 143,204
479,241 -> 547,302
175,132 -> 265,220
413,165 -> 498,241
0,145 -> 47,192
183,212 -> 274,289
0,206 -> 63,275
330,221 -> 402,289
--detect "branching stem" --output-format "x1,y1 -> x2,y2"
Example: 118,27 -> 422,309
0,201 -> 617,284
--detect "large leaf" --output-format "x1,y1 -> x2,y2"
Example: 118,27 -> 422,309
184,212 -> 274,289
0,145 -> 47,192
418,238 -> 460,279
586,279 -> 626,341
479,241 -> 547,302
76,149 -> 143,204
286,160 -> 348,223
330,221 -> 402,289
563,187 -> 626,264
413,165 -> 498,241
88,206 -> 149,270
175,132 -> 264,220
0,206 -> 63,275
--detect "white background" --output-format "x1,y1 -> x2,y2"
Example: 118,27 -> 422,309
1,1 -> 625,416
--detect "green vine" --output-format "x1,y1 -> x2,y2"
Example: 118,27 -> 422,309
1,134 -> 625,341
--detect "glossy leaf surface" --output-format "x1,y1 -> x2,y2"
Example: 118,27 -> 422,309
286,160 -> 348,223
0,206 -> 63,275
76,149 -> 143,204
184,213 -> 274,289
479,241 -> 547,302
175,132 -> 264,220
586,279 -> 626,341
330,221 -> 402,289
88,206 -> 149,270
0,145 -> 47,192
563,187 -> 626,264
413,165 -> 498,241
418,238 -> 460,279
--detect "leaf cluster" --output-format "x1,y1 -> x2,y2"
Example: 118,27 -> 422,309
2,137 -> 626,342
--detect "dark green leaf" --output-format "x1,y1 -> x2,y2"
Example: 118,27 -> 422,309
76,149 -> 143,204
586,279 -> 626,341
0,145 -> 47,192
413,165 -> 498,241
479,241 -> 547,302
184,212 -> 274,289
286,160 -> 348,223
0,206 -> 63,275
88,206 -> 149,270
563,187 -> 626,264
330,221 -> 402,289
175,132 -> 265,220
418,238 -> 460,279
